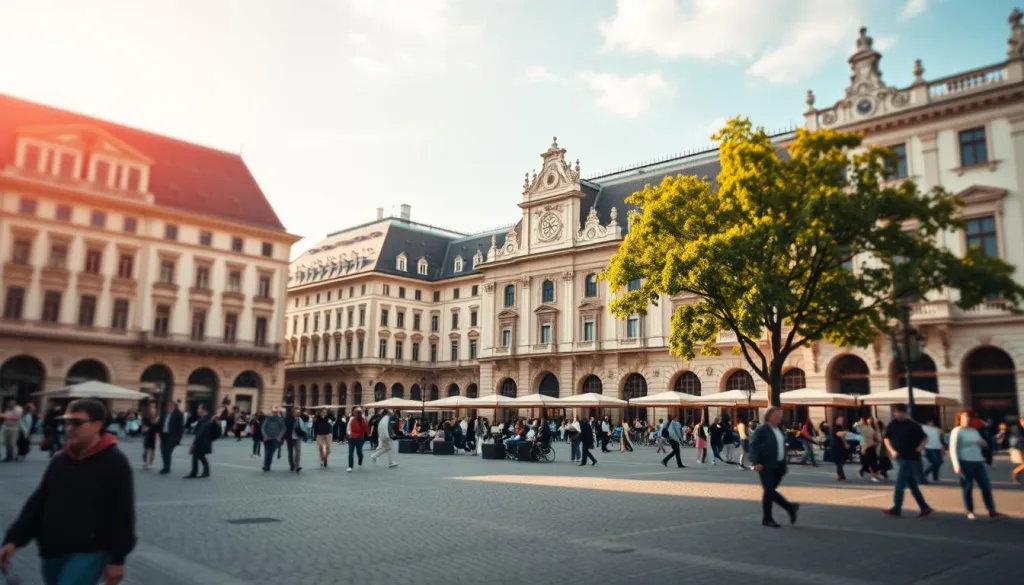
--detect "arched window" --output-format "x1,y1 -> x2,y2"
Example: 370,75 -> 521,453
504,284 -> 515,307
581,374 -> 602,394
410,384 -> 422,401
538,373 -> 559,397
391,383 -> 404,399
352,383 -> 362,406
298,385 -> 307,407
311,384 -> 319,407
448,384 -> 460,397
781,368 -> 806,392
725,370 -> 755,391
417,259 -> 428,275
622,373 -> 648,400
584,274 -> 598,297
454,256 -> 464,272
466,383 -> 479,399
429,385 -> 440,401
500,378 -> 517,398
542,280 -> 555,303
374,382 -> 386,402
673,371 -> 701,395
324,383 -> 333,405
396,255 -> 407,271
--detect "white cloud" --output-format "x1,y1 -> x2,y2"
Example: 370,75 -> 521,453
348,32 -> 368,45
578,71 -> 671,118
900,0 -> 929,21
523,66 -> 563,84
874,35 -> 899,52
348,56 -> 395,78
599,0 -> 866,84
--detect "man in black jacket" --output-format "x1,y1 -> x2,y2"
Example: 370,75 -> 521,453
749,407 -> 799,528
1,399 -> 136,584
283,406 -> 304,473
185,403 -> 216,479
578,417 -> 597,466
158,400 -> 184,475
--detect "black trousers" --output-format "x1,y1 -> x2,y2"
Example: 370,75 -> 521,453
190,452 -> 209,476
160,439 -> 177,472
581,444 -> 597,464
758,464 -> 794,521
663,439 -> 684,467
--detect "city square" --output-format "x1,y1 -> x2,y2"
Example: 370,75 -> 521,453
1,438 -> 1022,585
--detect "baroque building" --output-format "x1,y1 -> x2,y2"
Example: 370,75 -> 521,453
0,95 -> 300,414
286,12 -> 1024,425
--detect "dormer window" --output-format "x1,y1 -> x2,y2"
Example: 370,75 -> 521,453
54,151 -> 78,179
473,251 -> 482,267
396,254 -> 407,272
20,143 -> 43,172
454,256 -> 464,272
417,258 -> 428,276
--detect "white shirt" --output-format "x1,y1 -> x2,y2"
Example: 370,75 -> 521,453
601,421 -> 610,433
3,405 -> 23,429
377,415 -> 391,438
923,425 -> 943,450
771,426 -> 786,462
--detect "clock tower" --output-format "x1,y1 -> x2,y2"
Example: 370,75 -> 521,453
517,137 -> 583,255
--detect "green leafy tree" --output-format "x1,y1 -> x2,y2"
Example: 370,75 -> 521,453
605,117 -> 1024,406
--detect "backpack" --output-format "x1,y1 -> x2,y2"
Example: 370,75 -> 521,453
661,425 -> 670,438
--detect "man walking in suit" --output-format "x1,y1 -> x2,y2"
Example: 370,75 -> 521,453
578,417 -> 597,466
661,415 -> 686,468
749,407 -> 799,528
185,403 -> 216,479
158,401 -> 184,475
284,406 -> 304,473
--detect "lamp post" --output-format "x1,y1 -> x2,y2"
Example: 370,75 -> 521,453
890,301 -> 922,420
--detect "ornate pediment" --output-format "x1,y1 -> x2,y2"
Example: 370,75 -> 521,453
534,304 -> 560,315
497,307 -> 519,320
577,299 -> 604,312
522,137 -> 581,202
488,227 -> 521,262
576,205 -> 622,244
18,124 -> 153,164
957,185 -> 1008,206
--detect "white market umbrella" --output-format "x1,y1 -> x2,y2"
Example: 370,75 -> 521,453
629,391 -> 703,407
702,390 -> 771,407
363,397 -> 423,410
508,393 -> 563,408
466,394 -> 516,407
422,395 -> 477,411
859,387 -> 959,406
32,380 -> 150,401
554,393 -> 628,408
779,388 -> 859,406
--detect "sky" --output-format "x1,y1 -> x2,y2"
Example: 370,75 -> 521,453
0,0 -> 1018,257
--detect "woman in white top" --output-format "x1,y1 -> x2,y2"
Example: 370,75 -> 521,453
949,410 -> 1007,520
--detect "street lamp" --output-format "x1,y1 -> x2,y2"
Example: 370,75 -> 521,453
890,301 -> 923,420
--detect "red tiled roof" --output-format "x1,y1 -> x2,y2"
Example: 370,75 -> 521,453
0,93 -> 285,231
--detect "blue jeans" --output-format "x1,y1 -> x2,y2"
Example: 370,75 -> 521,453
923,449 -> 943,481
41,552 -> 108,585
570,440 -> 581,461
959,460 -> 996,513
348,438 -> 365,468
799,439 -> 816,464
262,439 -> 278,470
893,457 -> 930,512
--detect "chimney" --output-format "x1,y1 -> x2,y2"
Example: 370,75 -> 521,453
376,207 -> 384,221
399,204 -> 411,221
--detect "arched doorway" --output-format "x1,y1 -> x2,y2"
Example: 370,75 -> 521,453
186,368 -> 218,416
140,364 -> 174,409
65,359 -> 109,385
284,385 -> 295,406
831,355 -> 871,423
673,371 -> 702,426
391,383 -> 405,399
466,383 -> 479,398
965,347 -> 1019,424
0,355 -> 45,405
338,383 -> 348,413
311,384 -> 320,407
447,384 -> 460,397
892,354 -> 939,422
781,368 -> 807,426
373,382 -> 386,402
232,370 -> 261,413
428,384 -> 440,423
324,383 -> 333,406
353,383 -> 363,407
537,373 -> 560,418
724,370 -> 756,424
580,375 -> 602,419
622,373 -> 648,425
499,378 -> 517,422
298,384 -> 307,408
410,384 -> 422,401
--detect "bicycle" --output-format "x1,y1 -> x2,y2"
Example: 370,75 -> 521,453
533,441 -> 555,463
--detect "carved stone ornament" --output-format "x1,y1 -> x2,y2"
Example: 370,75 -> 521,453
561,271 -> 575,281
494,227 -> 520,260
810,341 -> 821,373
484,282 -> 495,293
576,205 -> 622,244
537,210 -> 563,242
1008,8 -> 1024,60
815,27 -> 911,127
522,136 -> 582,198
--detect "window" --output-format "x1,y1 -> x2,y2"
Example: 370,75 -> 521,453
303,315 -> 308,332
412,313 -> 421,330
628,278 -> 641,291
502,328 -> 512,347
471,285 -> 478,296
21,144 -> 42,171
626,316 -> 640,338
542,279 -> 555,303
228,270 -> 242,292
18,198 -> 36,215
965,216 -> 998,258
254,317 -> 268,346
583,320 -> 595,341
231,237 -> 244,253
347,309 -> 353,327
153,305 -> 171,337
346,341 -> 353,359
504,284 -> 515,306
93,160 -> 111,185
57,152 -> 76,179
585,273 -> 598,297
190,309 -> 207,341
417,259 -> 428,275
380,309 -> 389,327
469,339 -> 477,359
397,311 -> 405,328
292,316 -> 298,334
540,324 -> 551,344
159,259 -> 175,283
415,290 -> 422,301
117,254 -> 134,279
111,299 -> 129,330
431,315 -> 439,332
3,287 -> 25,319
194,265 -> 210,289
359,308 -> 366,326
312,344 -> 319,362
397,287 -> 406,299
358,340 -> 365,357
450,341 -> 459,360
451,313 -> 459,329
257,275 -> 271,298
433,291 -> 440,302
395,341 -> 404,360
383,284 -> 390,296
123,216 -> 137,233
261,242 -> 273,257
11,238 -> 32,265
164,224 -> 178,241
41,291 -> 61,323
396,256 -> 407,271
378,339 -> 387,358
223,313 -> 238,342
454,257 -> 463,272
125,167 -> 142,191
412,343 -> 420,361
470,310 -> 478,327
453,288 -> 460,300
55,204 -> 72,222
889,143 -> 908,178
430,343 -> 438,362
958,127 -> 988,167
77,295 -> 96,326
360,284 -> 366,295
326,292 -> 331,301
199,231 -> 213,246
313,314 -> 319,331
336,312 -> 343,329
90,210 -> 106,228
48,243 -> 68,270
84,249 -> 102,274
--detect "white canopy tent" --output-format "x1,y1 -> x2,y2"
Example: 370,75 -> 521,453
32,381 -> 150,401
779,388 -> 860,407
858,387 -> 960,406
702,390 -> 771,407
421,395 -> 478,411
554,393 -> 628,408
466,394 -> 517,408
363,397 -> 424,410
507,393 -> 564,408
628,391 -> 703,407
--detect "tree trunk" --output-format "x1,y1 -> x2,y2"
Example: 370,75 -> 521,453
768,359 -> 784,407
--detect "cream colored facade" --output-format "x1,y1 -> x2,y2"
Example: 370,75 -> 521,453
287,12 -> 1024,425
0,98 -> 299,413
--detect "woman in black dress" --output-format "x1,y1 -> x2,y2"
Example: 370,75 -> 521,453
142,403 -> 159,469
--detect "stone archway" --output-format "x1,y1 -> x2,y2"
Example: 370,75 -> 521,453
830,355 -> 871,423
410,384 -> 422,401
498,378 -> 517,398
187,368 -> 219,415
374,382 -> 387,402
429,384 -> 440,401
964,346 -> 1019,423
671,371 -> 702,426
466,383 -> 479,399
579,374 -> 602,394
447,383 -> 460,397
298,384 -> 307,408
781,368 -> 808,425
622,373 -> 648,425
231,370 -> 262,413
324,383 -> 333,406
65,359 -> 109,385
891,354 -> 939,422
0,355 -> 45,405
285,385 -> 295,406
311,383 -> 320,407
537,373 -> 559,398
141,364 -> 175,408
352,383 -> 363,406
391,383 -> 405,399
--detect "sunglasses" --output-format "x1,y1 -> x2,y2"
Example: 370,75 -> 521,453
62,418 -> 94,428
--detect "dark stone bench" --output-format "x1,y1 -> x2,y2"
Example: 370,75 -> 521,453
481,443 -> 506,460
398,439 -> 417,454
432,441 -> 455,455
516,442 -> 535,462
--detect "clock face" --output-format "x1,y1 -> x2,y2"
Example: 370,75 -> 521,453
538,212 -> 562,241
856,98 -> 874,115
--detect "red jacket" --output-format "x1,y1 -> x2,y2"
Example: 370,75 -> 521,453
348,416 -> 370,439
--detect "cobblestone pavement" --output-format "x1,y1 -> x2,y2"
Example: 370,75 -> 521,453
0,438 -> 1021,585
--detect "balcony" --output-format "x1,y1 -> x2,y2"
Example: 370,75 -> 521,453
39,266 -> 69,287
910,299 -> 1014,324
253,295 -> 275,308
927,63 -> 1009,102
76,272 -> 106,292
0,317 -> 135,346
140,332 -> 285,360
221,290 -> 246,307
111,277 -> 138,295
3,261 -> 34,283
286,356 -> 479,371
